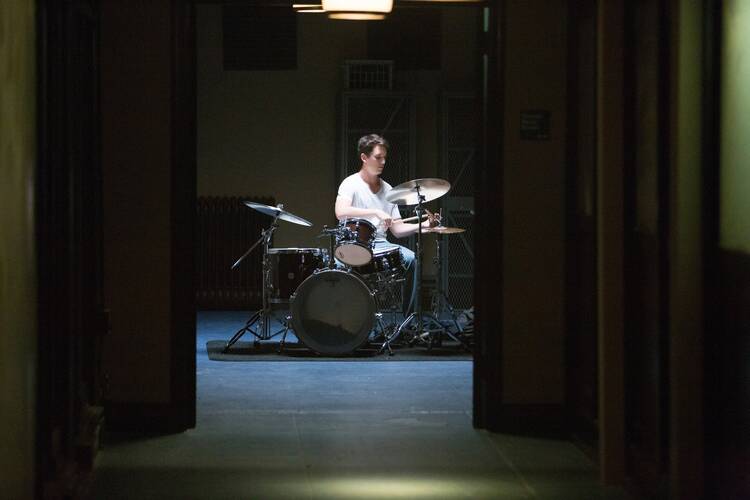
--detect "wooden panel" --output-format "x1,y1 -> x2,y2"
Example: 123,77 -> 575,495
565,0 -> 598,441
622,0 -> 670,492
36,0 -> 104,494
501,0 -> 567,406
596,0 -> 626,483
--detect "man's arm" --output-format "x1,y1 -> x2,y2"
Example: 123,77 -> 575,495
335,196 -> 393,226
389,210 -> 439,238
389,220 -> 429,238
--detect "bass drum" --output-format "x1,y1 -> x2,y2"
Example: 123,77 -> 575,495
290,269 -> 376,355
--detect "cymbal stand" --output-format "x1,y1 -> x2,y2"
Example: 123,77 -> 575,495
323,225 -> 338,270
224,215 -> 287,352
379,187 -> 468,354
430,230 -> 463,336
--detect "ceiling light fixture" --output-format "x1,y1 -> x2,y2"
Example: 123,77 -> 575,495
322,0 -> 393,20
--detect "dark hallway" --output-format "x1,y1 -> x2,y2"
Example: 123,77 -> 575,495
1,1 -> 748,499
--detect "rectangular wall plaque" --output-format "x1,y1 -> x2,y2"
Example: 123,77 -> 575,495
520,110 -> 551,140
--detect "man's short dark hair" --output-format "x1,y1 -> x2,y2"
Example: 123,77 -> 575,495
358,134 -> 389,156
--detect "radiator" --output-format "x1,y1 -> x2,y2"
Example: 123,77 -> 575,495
196,196 -> 275,310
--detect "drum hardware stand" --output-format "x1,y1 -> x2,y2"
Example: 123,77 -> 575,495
224,215 -> 289,352
320,225 -> 339,270
430,229 -> 463,337
379,188 -> 469,354
372,313 -> 389,344
276,314 -> 294,353
369,275 -> 404,347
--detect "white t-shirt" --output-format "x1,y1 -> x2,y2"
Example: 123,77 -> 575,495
337,172 -> 400,240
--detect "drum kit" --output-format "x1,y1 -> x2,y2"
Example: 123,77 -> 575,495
223,178 -> 470,356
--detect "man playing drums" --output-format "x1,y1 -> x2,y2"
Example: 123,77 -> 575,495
335,134 -> 439,313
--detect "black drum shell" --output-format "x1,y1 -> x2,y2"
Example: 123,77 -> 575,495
352,247 -> 404,279
266,248 -> 327,303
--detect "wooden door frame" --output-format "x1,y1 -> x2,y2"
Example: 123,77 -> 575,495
170,0 -> 198,431
473,0 -> 503,430
179,1 -> 496,430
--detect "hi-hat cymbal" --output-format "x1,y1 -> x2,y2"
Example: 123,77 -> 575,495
386,178 -> 451,205
244,201 -> 312,227
423,226 -> 465,234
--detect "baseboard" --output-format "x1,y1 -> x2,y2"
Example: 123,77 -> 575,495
103,401 -> 192,433
485,403 -> 567,437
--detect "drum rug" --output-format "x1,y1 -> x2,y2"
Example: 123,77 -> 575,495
205,340 -> 472,361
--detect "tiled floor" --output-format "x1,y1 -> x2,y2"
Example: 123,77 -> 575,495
90,312 -> 630,499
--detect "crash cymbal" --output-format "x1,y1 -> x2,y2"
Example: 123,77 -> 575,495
243,201 -> 313,227
386,178 -> 451,205
423,226 -> 465,234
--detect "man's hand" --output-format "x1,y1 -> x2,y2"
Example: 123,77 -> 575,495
425,209 -> 441,228
376,210 -> 393,228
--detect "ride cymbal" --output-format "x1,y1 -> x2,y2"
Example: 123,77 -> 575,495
386,178 -> 451,205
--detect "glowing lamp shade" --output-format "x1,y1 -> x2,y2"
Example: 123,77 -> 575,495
322,0 -> 393,20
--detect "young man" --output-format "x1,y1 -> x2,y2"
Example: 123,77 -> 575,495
335,134 -> 437,313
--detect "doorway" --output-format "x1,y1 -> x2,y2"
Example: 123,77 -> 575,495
193,2 -> 482,423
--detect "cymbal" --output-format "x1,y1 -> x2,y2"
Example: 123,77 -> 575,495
423,226 -> 465,234
243,201 -> 313,227
386,178 -> 451,205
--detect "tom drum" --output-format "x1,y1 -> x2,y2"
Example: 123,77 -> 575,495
334,218 -> 376,266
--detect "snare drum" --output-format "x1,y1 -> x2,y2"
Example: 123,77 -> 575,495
334,218 -> 376,266
352,247 -> 405,281
266,248 -> 327,303
290,269 -> 376,355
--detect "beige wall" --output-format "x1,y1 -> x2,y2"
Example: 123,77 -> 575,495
720,0 -> 750,252
197,6 -> 366,248
100,0 -> 173,403
501,0 -> 567,404
0,1 -> 37,498
197,6 -> 479,259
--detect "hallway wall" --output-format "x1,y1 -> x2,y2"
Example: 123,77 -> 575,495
720,0 -> 750,252
0,2 -> 37,498
709,1 -> 750,497
500,0 -> 567,407
100,0 -> 174,405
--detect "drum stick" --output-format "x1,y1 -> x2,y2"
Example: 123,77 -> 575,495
394,214 -> 429,224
